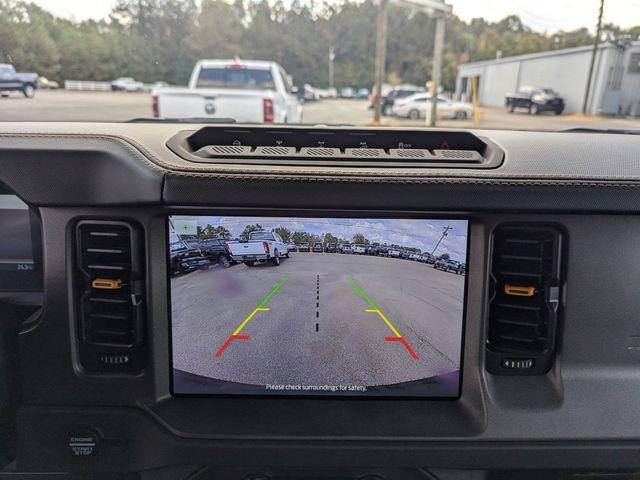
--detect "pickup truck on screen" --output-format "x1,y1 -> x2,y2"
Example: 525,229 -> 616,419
0,64 -> 38,98
227,231 -> 289,267
152,59 -> 303,123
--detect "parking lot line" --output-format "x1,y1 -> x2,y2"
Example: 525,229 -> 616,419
346,276 -> 419,361
215,275 -> 290,358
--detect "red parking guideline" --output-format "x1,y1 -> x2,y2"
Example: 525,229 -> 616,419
385,337 -> 419,360
214,334 -> 249,358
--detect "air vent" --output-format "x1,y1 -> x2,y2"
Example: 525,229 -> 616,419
486,224 -> 563,375
75,220 -> 146,373
166,126 -> 504,169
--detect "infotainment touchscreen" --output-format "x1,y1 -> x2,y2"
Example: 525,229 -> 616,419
168,215 -> 468,398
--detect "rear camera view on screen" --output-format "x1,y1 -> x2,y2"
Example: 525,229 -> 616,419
169,215 -> 468,398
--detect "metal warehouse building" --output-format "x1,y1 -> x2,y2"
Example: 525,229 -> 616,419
455,41 -> 640,116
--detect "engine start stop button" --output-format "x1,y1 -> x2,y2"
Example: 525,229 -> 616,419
67,427 -> 100,457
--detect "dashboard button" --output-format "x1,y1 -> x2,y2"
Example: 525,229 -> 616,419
501,358 -> 535,370
67,427 -> 100,457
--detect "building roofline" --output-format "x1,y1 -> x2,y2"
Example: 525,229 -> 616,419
458,42 -> 619,70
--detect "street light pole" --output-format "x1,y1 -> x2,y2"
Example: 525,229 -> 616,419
373,0 -> 389,124
582,0 -> 604,115
428,15 -> 445,127
329,46 -> 335,90
430,225 -> 453,256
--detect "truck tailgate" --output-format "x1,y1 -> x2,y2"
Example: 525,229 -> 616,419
156,88 -> 268,122
228,242 -> 267,256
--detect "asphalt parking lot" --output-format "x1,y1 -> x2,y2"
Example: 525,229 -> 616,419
2,90 -> 640,131
171,252 -> 464,394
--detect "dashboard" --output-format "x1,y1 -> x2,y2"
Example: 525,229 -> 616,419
1,123 -> 640,479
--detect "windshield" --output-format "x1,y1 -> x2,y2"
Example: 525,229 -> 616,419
196,68 -> 276,90
1,0 -> 640,132
248,232 -> 275,241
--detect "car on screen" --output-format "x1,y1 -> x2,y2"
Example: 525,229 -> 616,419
169,240 -> 211,276
409,253 -> 421,261
365,245 -> 379,255
325,243 -> 337,253
227,230 -> 288,266
312,242 -> 323,253
434,258 -> 465,274
339,244 -> 352,254
352,244 -> 367,254
388,248 -> 401,258
194,238 -> 235,269
298,242 -> 310,252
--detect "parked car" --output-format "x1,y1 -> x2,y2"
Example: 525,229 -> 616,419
286,243 -> 297,252
388,248 -> 401,258
313,242 -> 324,253
111,77 -> 144,92
365,245 -> 379,256
434,258 -> 465,274
409,253 -> 421,261
505,86 -> 564,115
325,243 -> 337,253
298,242 -> 310,252
419,253 -> 433,263
355,88 -> 369,99
193,238 -> 235,268
352,244 -> 367,254
0,64 -> 38,98
340,87 -> 355,98
169,240 -> 211,276
339,244 -> 352,254
227,230 -> 288,266
37,76 -> 59,89
381,87 -> 424,115
392,94 -> 474,120
153,59 -> 303,123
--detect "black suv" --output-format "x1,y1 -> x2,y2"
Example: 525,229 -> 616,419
325,243 -> 337,253
169,241 -> 210,276
313,242 -> 324,253
194,238 -> 235,268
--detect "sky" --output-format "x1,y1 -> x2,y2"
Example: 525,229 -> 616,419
29,0 -> 640,33
171,215 -> 469,261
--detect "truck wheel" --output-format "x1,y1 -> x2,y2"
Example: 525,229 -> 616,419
22,84 -> 35,98
455,111 -> 467,120
529,104 -> 539,115
284,251 -> 290,258
244,261 -> 255,267
218,255 -> 231,268
408,109 -> 420,120
272,250 -> 280,266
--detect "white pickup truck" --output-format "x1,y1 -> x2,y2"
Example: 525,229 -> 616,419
227,231 -> 289,267
152,59 -> 303,123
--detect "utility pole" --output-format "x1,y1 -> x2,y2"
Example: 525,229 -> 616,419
582,0 -> 604,115
373,0 -> 389,124
329,46 -> 335,90
428,15 -> 446,127
431,225 -> 453,256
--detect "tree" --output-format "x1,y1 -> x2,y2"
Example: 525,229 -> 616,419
240,224 -> 263,241
275,226 -> 292,243
352,233 -> 369,245
439,252 -> 450,260
323,232 -> 339,245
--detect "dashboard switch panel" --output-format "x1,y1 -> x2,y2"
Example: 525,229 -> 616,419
74,220 -> 147,373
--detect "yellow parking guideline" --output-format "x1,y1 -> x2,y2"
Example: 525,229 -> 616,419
347,276 -> 402,338
230,275 -> 290,336
233,307 -> 270,336
366,308 -> 402,338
